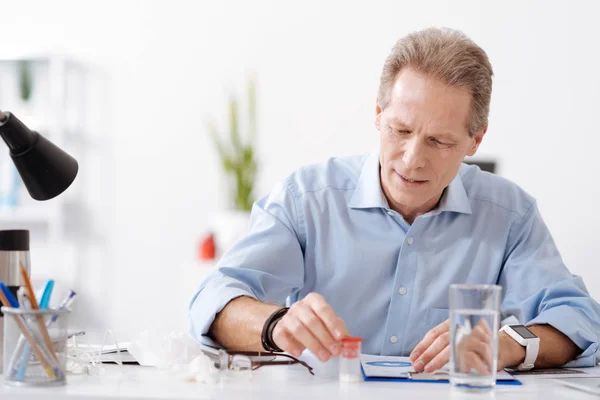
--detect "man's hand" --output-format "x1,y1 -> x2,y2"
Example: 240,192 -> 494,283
410,320 -> 451,372
272,293 -> 348,362
455,320 -> 493,374
410,319 -> 496,373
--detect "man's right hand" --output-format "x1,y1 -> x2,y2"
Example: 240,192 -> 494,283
272,292 -> 348,362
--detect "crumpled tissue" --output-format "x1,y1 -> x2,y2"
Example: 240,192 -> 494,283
127,330 -> 219,383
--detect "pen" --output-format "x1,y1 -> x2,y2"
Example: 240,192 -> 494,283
0,284 -> 56,379
16,281 -> 54,381
16,288 -> 28,312
19,263 -> 60,363
15,289 -> 32,380
50,290 -> 77,324
0,282 -> 18,307
10,288 -> 76,380
14,288 -> 62,379
40,280 -> 54,309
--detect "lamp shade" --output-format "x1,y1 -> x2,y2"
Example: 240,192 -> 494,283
0,111 -> 78,201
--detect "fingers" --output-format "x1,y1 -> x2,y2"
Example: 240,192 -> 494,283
273,293 -> 347,362
475,318 -> 492,337
304,293 -> 349,340
459,351 -> 490,375
412,330 -> 450,372
294,302 -> 340,359
272,324 -> 305,357
423,344 -> 450,372
463,336 -> 492,366
410,319 -> 449,364
455,318 -> 494,374
470,325 -> 493,366
411,317 -> 494,375
469,320 -> 493,364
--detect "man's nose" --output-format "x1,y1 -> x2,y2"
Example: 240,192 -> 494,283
402,137 -> 427,170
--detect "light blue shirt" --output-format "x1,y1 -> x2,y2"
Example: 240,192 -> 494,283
189,152 -> 600,367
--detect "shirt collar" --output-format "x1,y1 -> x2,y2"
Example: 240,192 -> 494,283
348,152 -> 472,215
430,171 -> 472,216
348,152 -> 390,210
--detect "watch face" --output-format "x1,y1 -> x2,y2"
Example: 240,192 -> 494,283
511,325 -> 537,339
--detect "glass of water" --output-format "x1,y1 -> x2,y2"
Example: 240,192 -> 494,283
449,284 -> 501,390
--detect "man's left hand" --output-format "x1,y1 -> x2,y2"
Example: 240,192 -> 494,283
410,319 -> 519,373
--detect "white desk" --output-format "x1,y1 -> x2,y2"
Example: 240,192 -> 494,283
1,363 -> 599,400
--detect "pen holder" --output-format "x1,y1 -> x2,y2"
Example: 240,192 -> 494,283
2,307 -> 69,387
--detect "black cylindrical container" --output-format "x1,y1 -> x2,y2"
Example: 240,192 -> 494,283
0,229 -> 31,372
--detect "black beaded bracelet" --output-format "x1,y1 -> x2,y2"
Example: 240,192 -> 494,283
261,307 -> 289,352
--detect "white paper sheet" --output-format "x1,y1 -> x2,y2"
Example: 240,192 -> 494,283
554,378 -> 600,395
360,354 -> 414,378
511,368 -> 600,379
360,354 -> 516,381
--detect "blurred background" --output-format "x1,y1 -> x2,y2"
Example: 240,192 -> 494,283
0,0 -> 598,341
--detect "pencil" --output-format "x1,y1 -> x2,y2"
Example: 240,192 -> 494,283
0,290 -> 56,379
19,263 -> 60,363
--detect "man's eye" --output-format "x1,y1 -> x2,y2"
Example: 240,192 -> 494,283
394,129 -> 410,135
432,138 -> 448,146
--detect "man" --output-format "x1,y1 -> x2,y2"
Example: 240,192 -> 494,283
189,27 -> 600,373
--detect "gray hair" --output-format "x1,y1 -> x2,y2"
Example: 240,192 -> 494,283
378,27 -> 493,137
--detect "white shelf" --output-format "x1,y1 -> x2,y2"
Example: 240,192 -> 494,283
0,53 -> 113,280
0,205 -> 59,225
0,55 -> 51,63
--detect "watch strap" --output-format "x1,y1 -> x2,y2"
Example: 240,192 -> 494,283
519,339 -> 540,371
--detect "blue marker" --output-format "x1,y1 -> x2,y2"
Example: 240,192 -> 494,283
0,282 -> 19,307
39,280 -> 54,309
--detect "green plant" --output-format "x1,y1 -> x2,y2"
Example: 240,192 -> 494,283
207,78 -> 258,212
19,61 -> 33,102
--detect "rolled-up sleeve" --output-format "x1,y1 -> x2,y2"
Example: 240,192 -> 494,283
498,201 -> 600,367
188,181 -> 305,344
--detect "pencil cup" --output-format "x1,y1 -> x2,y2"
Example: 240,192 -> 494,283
2,307 -> 69,387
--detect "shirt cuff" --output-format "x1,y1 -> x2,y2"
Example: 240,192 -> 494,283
188,275 -> 258,341
501,315 -> 520,326
526,304 -> 599,367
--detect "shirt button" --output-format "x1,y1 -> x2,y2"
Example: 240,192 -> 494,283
407,237 -> 414,245
387,210 -> 394,216
398,287 -> 407,295
390,335 -> 398,343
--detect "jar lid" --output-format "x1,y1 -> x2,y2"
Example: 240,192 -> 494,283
0,230 -> 29,251
341,336 -> 363,348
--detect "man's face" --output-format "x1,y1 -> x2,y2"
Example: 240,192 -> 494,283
375,68 -> 485,220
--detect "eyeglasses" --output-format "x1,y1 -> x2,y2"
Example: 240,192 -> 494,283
215,350 -> 314,375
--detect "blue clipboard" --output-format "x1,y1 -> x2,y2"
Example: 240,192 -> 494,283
360,356 -> 522,386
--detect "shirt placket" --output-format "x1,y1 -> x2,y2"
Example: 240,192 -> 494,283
380,210 -> 419,355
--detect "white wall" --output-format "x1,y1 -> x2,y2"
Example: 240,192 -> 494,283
0,0 -> 599,339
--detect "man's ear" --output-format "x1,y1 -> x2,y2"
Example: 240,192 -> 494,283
466,127 -> 487,156
375,98 -> 383,130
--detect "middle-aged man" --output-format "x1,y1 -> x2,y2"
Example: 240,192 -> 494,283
189,27 -> 600,373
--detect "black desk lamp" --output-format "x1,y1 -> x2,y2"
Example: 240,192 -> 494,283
0,110 -> 78,200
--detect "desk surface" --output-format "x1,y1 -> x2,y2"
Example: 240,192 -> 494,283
0,363 -> 599,400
